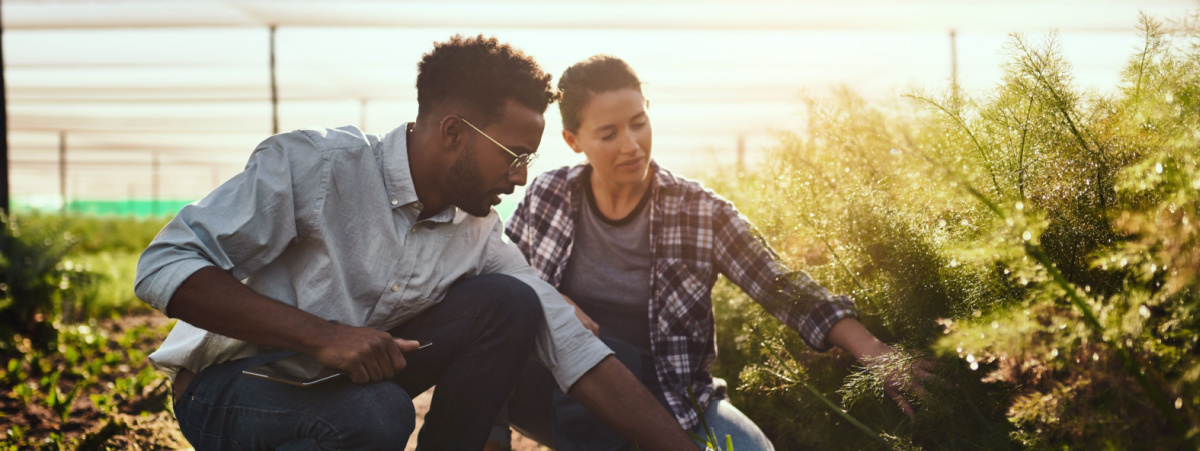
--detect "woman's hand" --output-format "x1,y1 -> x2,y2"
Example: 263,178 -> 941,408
871,350 -> 934,419
560,293 -> 600,336
826,318 -> 932,418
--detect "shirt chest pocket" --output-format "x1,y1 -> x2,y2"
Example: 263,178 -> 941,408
654,259 -> 714,340
366,229 -> 465,327
414,228 -> 482,304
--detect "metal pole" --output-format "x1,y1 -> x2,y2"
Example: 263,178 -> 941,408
270,25 -> 279,134
736,134 -> 745,173
950,29 -> 959,96
1,1 -> 9,215
360,98 -> 368,132
127,184 -> 135,216
59,131 -> 67,214
152,151 -> 160,216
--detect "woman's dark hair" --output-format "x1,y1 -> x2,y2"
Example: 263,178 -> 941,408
416,34 -> 556,126
557,55 -> 642,133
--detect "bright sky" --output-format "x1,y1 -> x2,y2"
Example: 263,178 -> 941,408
4,0 -> 1194,213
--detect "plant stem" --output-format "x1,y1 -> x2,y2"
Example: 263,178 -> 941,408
751,328 -> 888,446
911,95 -> 1004,198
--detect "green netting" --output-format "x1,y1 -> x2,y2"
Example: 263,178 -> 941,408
11,199 -> 196,217
10,198 -> 521,220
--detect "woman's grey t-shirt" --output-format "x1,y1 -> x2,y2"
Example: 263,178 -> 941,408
559,168 -> 654,356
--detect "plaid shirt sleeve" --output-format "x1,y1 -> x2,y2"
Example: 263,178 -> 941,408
711,198 -> 857,352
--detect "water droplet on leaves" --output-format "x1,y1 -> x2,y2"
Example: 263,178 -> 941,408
1022,230 -> 1032,241
1139,305 -> 1151,318
1156,162 -> 1164,174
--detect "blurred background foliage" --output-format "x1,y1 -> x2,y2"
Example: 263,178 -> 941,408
1,214 -> 172,450
705,11 -> 1200,450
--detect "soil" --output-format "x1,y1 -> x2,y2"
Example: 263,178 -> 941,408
1,314 -> 189,450
1,313 -> 548,450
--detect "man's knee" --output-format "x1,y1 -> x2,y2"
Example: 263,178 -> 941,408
331,382 -> 416,448
449,274 -> 543,333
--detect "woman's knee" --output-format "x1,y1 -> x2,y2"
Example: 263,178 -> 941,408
698,400 -> 774,451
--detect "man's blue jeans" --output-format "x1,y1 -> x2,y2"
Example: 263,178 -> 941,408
173,274 -> 543,450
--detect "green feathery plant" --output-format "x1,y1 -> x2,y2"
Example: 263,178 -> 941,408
703,10 -> 1200,450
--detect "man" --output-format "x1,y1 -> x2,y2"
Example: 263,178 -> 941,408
135,35 -> 695,450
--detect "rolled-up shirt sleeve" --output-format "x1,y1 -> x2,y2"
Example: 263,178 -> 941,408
482,220 -> 612,392
712,198 -> 858,352
134,133 -> 322,313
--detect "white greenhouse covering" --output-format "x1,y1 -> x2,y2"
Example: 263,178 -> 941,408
2,0 -> 1192,213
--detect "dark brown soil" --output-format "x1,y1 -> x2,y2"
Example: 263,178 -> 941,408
0,314 -> 188,450
1,313 -> 547,450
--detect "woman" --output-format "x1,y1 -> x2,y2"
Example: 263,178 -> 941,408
499,56 -> 912,450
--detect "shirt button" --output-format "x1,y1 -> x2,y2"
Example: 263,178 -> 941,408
410,225 -> 418,234
414,202 -> 423,210
390,199 -> 399,206
391,283 -> 400,292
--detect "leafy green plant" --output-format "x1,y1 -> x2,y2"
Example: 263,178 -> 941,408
42,370 -> 87,424
701,10 -> 1200,450
0,215 -> 98,345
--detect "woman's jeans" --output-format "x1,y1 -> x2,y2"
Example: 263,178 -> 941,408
174,274 -> 543,451
502,337 -> 775,451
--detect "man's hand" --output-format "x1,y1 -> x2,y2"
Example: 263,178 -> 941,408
569,356 -> 695,450
312,325 -> 421,384
167,267 -> 422,385
560,293 -> 599,336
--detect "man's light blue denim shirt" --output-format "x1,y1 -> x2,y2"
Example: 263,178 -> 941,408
134,124 -> 611,392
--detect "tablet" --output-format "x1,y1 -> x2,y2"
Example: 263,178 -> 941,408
242,353 -> 346,387
241,343 -> 432,387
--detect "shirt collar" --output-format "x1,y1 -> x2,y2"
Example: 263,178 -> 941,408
379,122 -> 457,222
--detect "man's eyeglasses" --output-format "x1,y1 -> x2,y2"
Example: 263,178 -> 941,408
460,118 -> 538,175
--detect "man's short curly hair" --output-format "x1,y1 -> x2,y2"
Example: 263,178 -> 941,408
416,35 -> 556,126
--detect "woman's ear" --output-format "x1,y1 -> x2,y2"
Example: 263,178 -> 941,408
562,129 -> 582,154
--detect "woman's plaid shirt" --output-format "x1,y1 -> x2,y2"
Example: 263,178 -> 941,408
504,162 -> 858,429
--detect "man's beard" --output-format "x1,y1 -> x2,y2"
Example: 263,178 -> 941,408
445,148 -> 494,217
